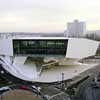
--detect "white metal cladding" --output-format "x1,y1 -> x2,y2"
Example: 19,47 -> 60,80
0,39 -> 13,56
66,38 -> 99,59
0,38 -> 99,59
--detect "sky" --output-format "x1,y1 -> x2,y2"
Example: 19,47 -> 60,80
0,0 -> 100,32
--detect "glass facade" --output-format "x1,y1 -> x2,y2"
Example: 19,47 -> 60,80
13,39 -> 68,56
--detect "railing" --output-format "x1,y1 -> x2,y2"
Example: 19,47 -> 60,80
39,60 -> 58,76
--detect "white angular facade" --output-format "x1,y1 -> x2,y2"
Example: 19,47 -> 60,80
0,37 -> 99,83
66,38 -> 98,59
0,37 -> 98,59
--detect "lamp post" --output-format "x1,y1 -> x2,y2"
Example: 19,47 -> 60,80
61,72 -> 65,90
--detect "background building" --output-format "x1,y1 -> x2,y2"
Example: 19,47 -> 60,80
66,20 -> 86,38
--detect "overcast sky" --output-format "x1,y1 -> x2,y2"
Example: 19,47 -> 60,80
0,0 -> 100,32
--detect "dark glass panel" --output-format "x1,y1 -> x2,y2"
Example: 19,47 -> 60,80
13,39 -> 68,56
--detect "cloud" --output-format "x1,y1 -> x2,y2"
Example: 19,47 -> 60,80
0,0 -> 100,32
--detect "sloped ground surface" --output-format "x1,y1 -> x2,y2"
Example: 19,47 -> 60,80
74,78 -> 100,100
73,60 -> 100,100
0,89 -> 42,100
40,86 -> 70,100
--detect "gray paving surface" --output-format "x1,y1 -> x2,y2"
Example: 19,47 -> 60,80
73,59 -> 100,100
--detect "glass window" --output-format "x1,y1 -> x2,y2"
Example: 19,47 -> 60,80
13,39 -> 68,56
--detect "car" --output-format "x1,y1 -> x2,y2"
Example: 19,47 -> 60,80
0,86 -> 11,94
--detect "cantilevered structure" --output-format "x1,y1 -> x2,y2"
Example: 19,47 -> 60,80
0,37 -> 99,83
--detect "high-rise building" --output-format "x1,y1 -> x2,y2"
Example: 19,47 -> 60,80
66,20 -> 86,37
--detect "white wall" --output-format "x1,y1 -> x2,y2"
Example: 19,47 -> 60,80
0,38 -> 99,59
66,38 -> 99,59
0,39 -> 13,56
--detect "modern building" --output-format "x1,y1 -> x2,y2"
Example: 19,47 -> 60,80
66,20 -> 86,37
0,37 -> 99,83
